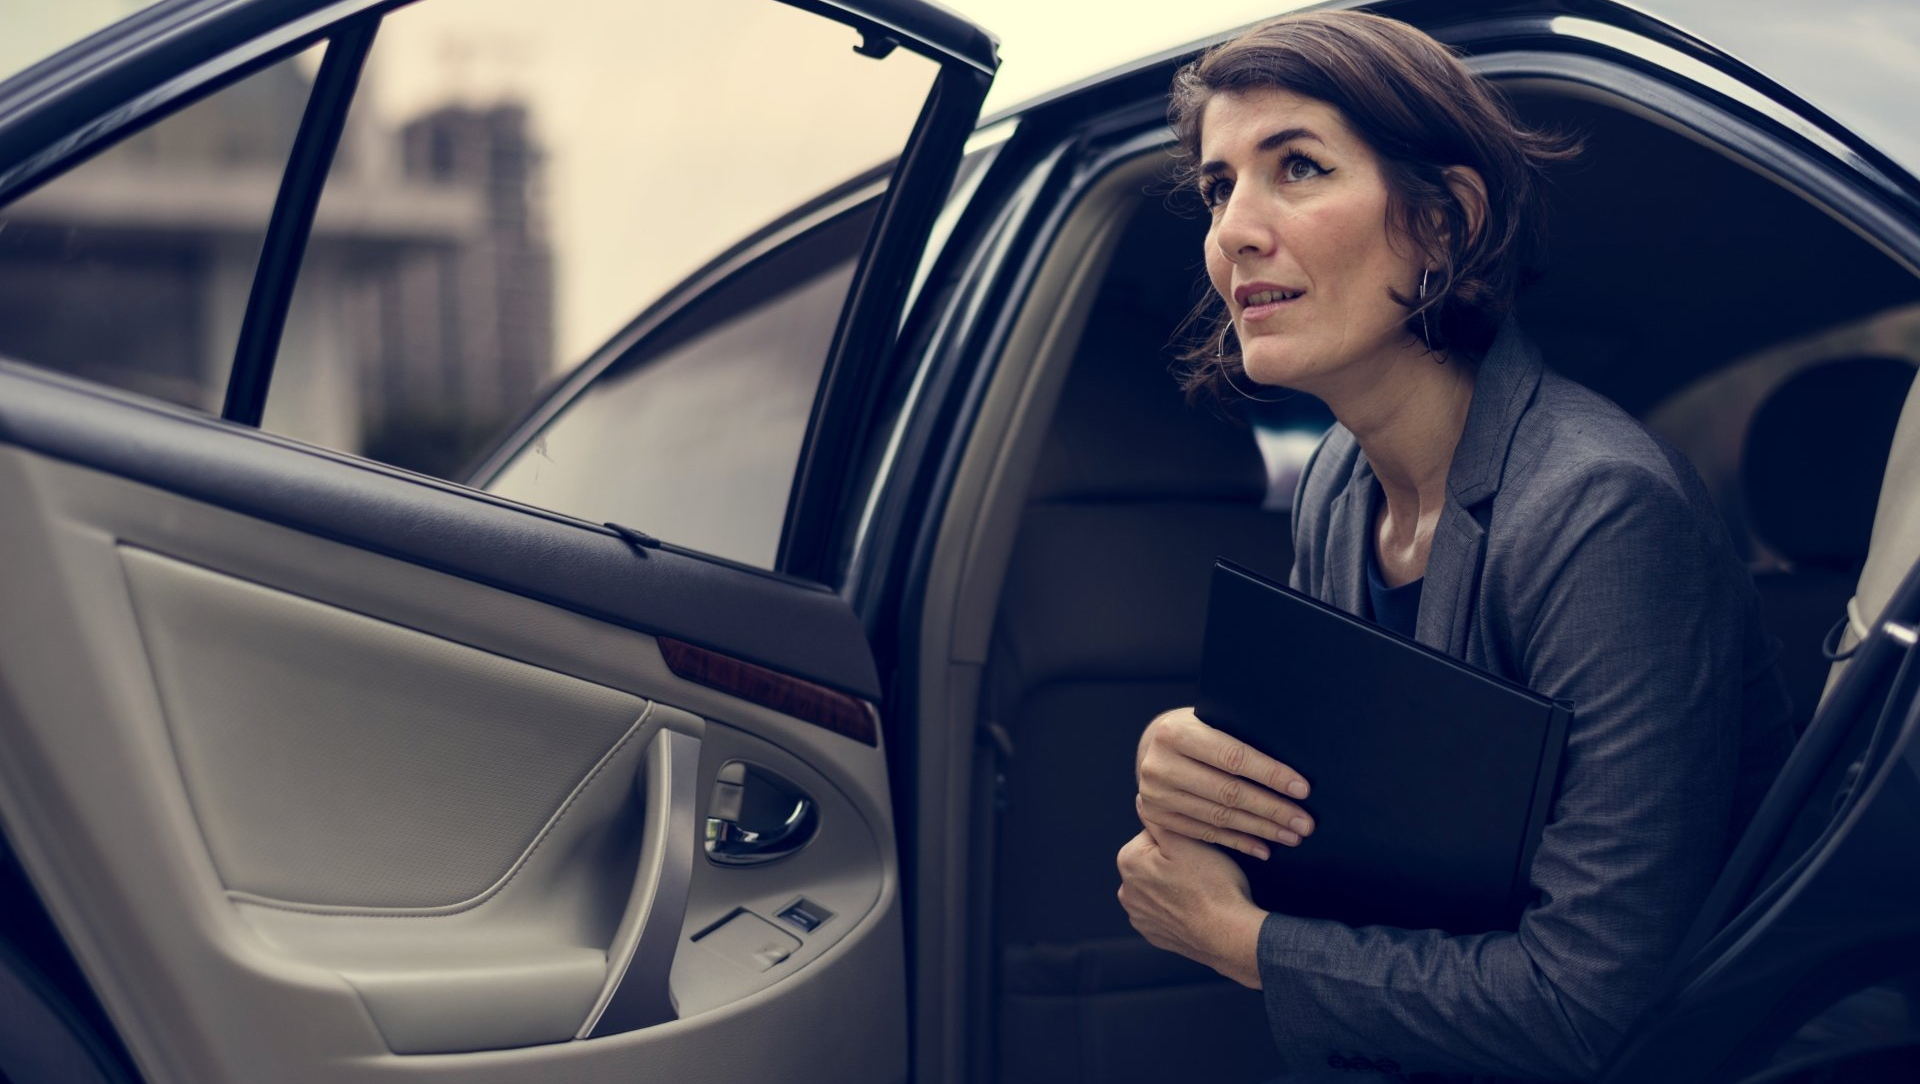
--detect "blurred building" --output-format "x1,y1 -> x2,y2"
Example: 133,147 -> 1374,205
0,52 -> 553,474
350,103 -> 554,475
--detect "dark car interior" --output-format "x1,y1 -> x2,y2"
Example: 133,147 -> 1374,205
977,80 -> 1920,1084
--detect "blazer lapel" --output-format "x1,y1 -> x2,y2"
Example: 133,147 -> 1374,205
1322,456 -> 1376,619
1417,503 -> 1486,659
1414,318 -> 1546,663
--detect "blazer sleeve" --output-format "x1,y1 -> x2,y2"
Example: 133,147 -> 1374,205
1255,459 -> 1746,1081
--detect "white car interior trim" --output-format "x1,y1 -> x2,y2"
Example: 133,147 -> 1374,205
580,725 -> 704,1037
1827,373 -> 1920,690
120,546 -> 650,911
0,444 -> 908,1083
231,700 -> 665,1054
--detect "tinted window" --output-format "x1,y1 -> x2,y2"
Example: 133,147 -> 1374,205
261,0 -> 940,573
0,47 -> 317,407
485,206 -> 874,567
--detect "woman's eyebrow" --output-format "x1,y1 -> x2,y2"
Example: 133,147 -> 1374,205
1200,126 -> 1324,176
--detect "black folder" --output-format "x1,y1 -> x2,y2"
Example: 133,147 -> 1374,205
1195,559 -> 1570,934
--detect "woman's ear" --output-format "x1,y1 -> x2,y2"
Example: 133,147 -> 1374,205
1441,165 -> 1489,251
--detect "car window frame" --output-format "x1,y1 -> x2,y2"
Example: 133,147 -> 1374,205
0,0 -> 999,588
463,170 -> 888,491
465,194 -> 885,569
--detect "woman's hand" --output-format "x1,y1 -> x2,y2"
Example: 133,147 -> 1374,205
1116,818 -> 1267,988
1136,707 -> 1314,859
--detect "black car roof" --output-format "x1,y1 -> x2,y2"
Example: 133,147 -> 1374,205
1503,0 -> 1920,188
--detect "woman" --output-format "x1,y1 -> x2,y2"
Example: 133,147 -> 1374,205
1116,12 -> 1793,1081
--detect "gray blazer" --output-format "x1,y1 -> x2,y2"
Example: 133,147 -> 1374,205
1261,320 -> 1793,1081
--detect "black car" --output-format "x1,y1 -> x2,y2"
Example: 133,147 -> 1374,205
2,1 -> 1918,1082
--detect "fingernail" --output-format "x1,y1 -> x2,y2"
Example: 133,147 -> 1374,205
1276,830 -> 1301,847
1290,816 -> 1312,835
1288,780 -> 1309,799
1251,843 -> 1271,860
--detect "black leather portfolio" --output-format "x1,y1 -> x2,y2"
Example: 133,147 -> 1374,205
1195,559 -> 1571,934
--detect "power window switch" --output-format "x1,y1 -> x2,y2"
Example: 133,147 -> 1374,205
777,898 -> 833,933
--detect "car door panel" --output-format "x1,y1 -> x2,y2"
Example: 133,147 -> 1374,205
0,366 -> 881,697
0,366 -> 904,1082
0,0 -> 1003,1074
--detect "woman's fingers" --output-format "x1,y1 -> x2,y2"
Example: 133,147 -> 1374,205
1143,709 -> 1311,801
1139,744 -> 1314,837
1136,782 -> 1305,848
1136,707 -> 1316,851
1189,721 -> 1311,801
1136,797 -> 1277,861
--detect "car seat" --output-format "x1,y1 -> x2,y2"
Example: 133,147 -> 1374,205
983,293 -> 1294,1084
1741,356 -> 1915,733
1816,359 -> 1920,687
1605,355 -> 1920,1080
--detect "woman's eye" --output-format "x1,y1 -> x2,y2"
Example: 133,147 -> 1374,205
1201,178 -> 1233,209
1282,153 -> 1329,182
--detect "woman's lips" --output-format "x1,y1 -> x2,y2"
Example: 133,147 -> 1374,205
1240,290 -> 1304,322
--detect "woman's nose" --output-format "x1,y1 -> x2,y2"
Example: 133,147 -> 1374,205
1213,192 -> 1273,261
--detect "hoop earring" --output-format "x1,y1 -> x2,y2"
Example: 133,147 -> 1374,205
1216,353 -> 1291,403
1417,268 -> 1440,359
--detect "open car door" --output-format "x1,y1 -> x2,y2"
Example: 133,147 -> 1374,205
0,2 -> 993,1082
1601,383 -> 1920,1083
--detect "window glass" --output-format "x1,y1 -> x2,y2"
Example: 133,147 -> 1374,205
266,0 -> 940,570
0,46 -> 318,408
1244,395 -> 1336,512
486,205 -> 873,568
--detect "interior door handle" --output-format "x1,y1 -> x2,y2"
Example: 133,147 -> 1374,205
578,711 -> 703,1038
705,760 -> 819,866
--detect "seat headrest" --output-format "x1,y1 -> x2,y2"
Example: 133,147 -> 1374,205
1026,304 -> 1270,503
1743,356 -> 1916,570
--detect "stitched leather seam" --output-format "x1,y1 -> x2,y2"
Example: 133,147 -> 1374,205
228,701 -> 658,918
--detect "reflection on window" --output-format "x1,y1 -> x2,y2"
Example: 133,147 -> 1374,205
0,47 -> 317,408
486,207 -> 869,568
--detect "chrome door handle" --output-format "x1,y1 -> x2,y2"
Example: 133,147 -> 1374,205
705,761 -> 818,866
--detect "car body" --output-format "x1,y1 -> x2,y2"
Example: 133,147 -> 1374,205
2,1 -> 1919,1082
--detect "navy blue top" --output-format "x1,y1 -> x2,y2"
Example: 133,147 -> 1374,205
1365,547 -> 1423,638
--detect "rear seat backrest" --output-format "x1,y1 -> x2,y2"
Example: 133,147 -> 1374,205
1825,363 -> 1920,693
1741,357 -> 1915,731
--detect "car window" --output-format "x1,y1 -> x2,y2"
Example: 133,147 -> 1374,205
260,0 -> 940,570
0,45 -> 319,408
485,205 -> 874,567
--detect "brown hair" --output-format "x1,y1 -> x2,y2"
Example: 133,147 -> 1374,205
1168,10 -> 1578,397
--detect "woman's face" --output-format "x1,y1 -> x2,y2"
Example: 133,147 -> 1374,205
1199,87 -> 1427,400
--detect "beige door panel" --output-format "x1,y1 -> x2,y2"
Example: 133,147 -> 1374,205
0,446 -> 904,1083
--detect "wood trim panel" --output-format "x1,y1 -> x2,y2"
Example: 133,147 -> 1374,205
657,637 -> 878,746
